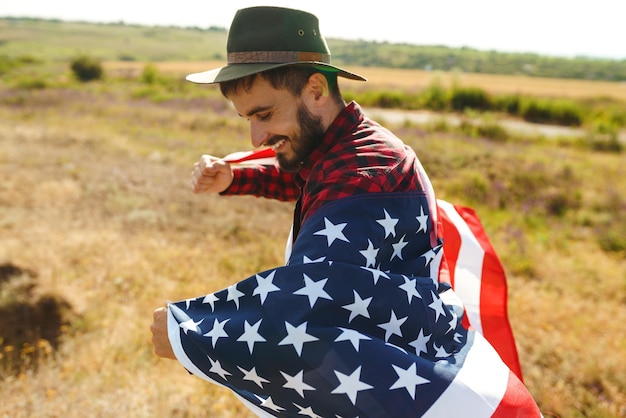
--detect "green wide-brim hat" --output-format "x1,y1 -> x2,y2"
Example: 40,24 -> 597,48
186,6 -> 366,84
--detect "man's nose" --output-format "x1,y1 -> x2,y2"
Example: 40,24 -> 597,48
250,121 -> 269,148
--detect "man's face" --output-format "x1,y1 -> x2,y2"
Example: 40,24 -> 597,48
229,76 -> 326,172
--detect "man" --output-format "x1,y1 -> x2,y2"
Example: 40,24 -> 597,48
151,6 -> 541,417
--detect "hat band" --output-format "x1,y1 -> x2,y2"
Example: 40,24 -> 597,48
228,51 -> 331,64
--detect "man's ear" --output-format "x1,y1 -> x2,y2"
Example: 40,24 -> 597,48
304,72 -> 330,105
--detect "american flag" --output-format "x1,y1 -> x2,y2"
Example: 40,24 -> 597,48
437,200 -> 523,381
167,191 -> 540,417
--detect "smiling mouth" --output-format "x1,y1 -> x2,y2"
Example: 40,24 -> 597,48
269,138 -> 286,151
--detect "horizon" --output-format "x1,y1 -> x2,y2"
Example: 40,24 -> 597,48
1,0 -> 625,60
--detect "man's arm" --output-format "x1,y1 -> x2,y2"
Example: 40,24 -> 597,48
191,153 -> 299,201
191,155 -> 235,194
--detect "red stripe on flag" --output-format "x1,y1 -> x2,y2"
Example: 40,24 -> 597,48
437,201 -> 523,381
439,208 -> 461,288
223,148 -> 276,164
491,371 -> 543,418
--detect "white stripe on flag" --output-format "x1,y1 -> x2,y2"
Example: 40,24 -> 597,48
167,305 -> 276,417
423,332 -> 510,417
437,200 -> 484,334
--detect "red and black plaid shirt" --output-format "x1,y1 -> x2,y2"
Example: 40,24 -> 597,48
222,101 -> 428,236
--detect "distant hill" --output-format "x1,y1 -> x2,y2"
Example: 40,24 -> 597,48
1,17 -> 625,81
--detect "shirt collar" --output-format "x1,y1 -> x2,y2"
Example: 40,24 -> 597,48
296,101 -> 364,185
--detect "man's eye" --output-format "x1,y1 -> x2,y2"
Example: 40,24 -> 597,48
258,113 -> 271,121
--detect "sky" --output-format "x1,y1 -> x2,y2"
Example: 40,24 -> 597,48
2,0 -> 625,60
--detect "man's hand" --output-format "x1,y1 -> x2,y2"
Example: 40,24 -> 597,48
150,307 -> 176,359
191,155 -> 234,194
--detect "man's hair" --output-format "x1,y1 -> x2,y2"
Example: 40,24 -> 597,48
219,65 -> 342,103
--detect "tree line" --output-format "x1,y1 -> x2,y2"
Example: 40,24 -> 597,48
328,40 -> 626,82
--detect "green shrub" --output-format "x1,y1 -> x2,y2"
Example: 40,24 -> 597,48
0,55 -> 36,75
550,100 -> 584,126
351,90 -> 415,109
457,111 -> 509,142
597,226 -> 626,254
131,85 -> 169,101
449,86 -> 491,111
609,108 -> 626,128
520,98 -> 583,126
476,121 -> 508,142
520,98 -> 552,123
419,79 -> 448,111
545,189 -> 581,217
118,54 -> 136,62
591,106 -> 626,129
374,90 -> 409,108
140,63 -> 161,85
493,94 -> 522,115
585,121 -> 623,152
0,56 -> 14,75
425,117 -> 452,133
15,75 -> 48,90
69,55 -> 103,82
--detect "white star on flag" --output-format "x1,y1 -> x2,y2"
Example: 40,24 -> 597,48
201,293 -> 219,310
238,366 -> 269,388
331,365 -> 374,405
203,318 -> 229,348
335,327 -> 371,351
376,209 -> 398,238
434,343 -> 451,358
303,255 -> 326,263
390,363 -> 430,399
360,266 -> 390,284
409,329 -> 431,355
179,318 -> 203,335
293,403 -> 323,418
399,275 -> 422,304
294,274 -> 333,307
391,235 -> 409,261
428,291 -> 447,322
226,283 -> 245,309
359,239 -> 379,267
342,290 -> 372,322
252,270 -> 280,304
416,205 -> 429,233
314,217 -> 349,246
281,370 -> 315,397
279,321 -> 319,356
208,356 -> 231,380
421,248 -> 438,266
259,396 -> 284,412
378,310 -> 408,342
236,319 -> 266,354
447,312 -> 458,332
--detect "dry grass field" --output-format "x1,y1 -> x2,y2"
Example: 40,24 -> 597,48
1,66 -> 625,418
350,66 -> 626,100
104,61 -> 626,101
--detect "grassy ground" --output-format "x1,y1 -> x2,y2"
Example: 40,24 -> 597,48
0,70 -> 625,417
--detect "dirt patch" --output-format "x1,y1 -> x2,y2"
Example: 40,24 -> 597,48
0,263 -> 75,376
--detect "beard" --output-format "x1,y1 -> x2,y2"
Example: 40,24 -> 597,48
274,104 -> 326,172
